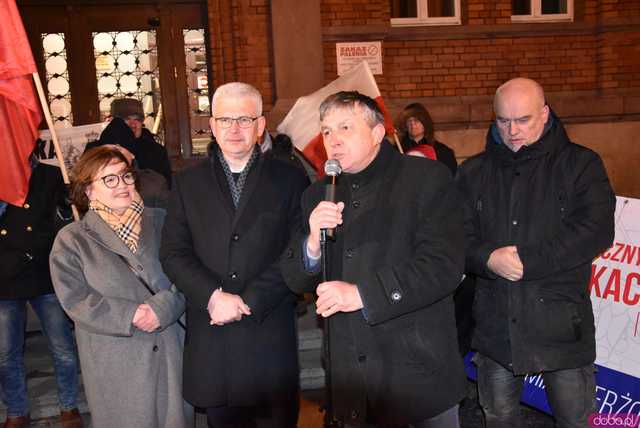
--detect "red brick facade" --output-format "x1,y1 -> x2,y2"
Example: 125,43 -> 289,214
204,0 -> 639,112
322,0 -> 390,27
207,0 -> 275,109
321,0 -> 640,98
203,0 -> 639,196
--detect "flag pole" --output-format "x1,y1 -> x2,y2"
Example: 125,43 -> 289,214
152,103 -> 163,135
392,132 -> 404,154
31,71 -> 80,221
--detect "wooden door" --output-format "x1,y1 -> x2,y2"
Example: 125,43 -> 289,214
19,1 -> 211,162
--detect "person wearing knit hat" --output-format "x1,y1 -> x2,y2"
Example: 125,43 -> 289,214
110,98 -> 145,138
85,98 -> 172,187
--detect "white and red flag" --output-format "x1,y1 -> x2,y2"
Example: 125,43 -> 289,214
0,0 -> 42,206
277,61 -> 396,176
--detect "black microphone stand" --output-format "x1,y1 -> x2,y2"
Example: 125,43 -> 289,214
320,228 -> 342,427
321,173 -> 342,427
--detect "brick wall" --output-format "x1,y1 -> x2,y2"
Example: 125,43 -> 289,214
320,0 -> 640,99
321,0 -> 389,27
207,0 -> 274,109
465,0 -> 511,25
600,31 -> 640,90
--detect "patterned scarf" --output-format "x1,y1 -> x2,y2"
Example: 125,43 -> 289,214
89,192 -> 144,253
215,144 -> 260,209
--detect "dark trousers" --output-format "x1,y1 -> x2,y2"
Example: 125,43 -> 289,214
206,403 -> 297,428
475,353 -> 596,428
410,404 -> 460,428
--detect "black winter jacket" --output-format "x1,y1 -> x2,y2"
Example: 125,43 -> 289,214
282,142 -> 466,426
87,118 -> 172,187
456,112 -> 615,374
0,163 -> 68,299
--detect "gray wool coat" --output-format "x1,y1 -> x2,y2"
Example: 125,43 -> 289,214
50,208 -> 188,428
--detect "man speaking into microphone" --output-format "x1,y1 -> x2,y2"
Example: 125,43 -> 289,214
281,91 -> 466,427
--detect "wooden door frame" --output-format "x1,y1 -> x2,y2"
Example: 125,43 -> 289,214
18,0 -> 209,161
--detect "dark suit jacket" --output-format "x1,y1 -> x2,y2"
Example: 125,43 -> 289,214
160,148 -> 309,408
0,163 -> 67,299
281,142 -> 466,427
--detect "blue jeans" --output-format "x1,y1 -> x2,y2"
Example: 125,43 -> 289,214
0,293 -> 80,417
475,353 -> 595,428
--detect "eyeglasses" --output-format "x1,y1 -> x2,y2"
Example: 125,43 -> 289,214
214,116 -> 258,129
95,171 -> 136,188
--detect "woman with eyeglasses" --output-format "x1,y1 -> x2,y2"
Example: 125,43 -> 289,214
49,146 -> 189,428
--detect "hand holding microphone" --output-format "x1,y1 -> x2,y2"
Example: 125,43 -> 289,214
306,160 -> 343,257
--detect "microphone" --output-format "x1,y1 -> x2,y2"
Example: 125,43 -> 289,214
323,159 -> 342,240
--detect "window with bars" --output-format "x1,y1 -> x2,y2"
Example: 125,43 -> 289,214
390,0 -> 461,26
183,28 -> 211,156
92,30 -> 163,143
512,0 -> 573,22
41,33 -> 73,128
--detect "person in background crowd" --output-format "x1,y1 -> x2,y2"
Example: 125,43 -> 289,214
456,77 -> 615,428
271,134 -> 317,182
86,98 -> 172,187
0,149 -> 82,428
398,102 -> 474,357
281,91 -> 466,427
397,102 -> 457,176
49,147 -> 189,428
160,82 -> 308,428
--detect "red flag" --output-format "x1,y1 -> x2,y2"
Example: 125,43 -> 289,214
0,0 -> 42,206
277,61 -> 395,176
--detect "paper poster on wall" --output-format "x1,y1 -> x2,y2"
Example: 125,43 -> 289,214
336,41 -> 382,76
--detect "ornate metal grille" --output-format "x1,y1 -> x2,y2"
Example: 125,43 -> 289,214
92,30 -> 162,141
41,33 -> 73,128
183,28 -> 210,156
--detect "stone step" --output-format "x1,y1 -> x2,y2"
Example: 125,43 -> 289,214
298,327 -> 325,390
298,327 -> 322,351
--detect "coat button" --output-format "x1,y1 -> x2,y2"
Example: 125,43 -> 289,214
351,182 -> 359,190
346,248 -> 354,258
229,272 -> 238,280
512,220 -> 518,226
232,233 -> 239,241
137,265 -> 144,271
152,345 -> 159,352
286,248 -> 294,259
25,252 -> 33,261
23,203 -> 30,209
26,226 -> 33,232
358,354 -> 366,362
352,201 -> 360,209
390,290 -> 402,302
351,410 -> 358,419
1,229 -> 7,236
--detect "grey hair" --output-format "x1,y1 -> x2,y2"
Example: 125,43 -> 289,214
319,91 -> 385,128
211,82 -> 263,116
